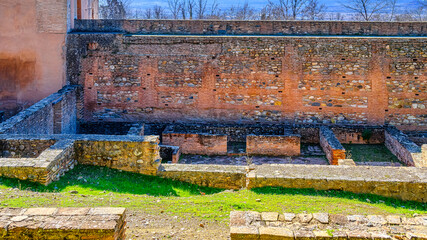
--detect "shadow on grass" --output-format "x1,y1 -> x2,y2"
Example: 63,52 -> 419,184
0,165 -> 223,197
251,187 -> 427,211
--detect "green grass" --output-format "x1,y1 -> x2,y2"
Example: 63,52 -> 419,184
343,144 -> 401,163
0,165 -> 425,223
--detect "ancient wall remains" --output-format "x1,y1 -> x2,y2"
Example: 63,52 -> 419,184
67,23 -> 427,129
158,164 -> 247,189
75,135 -> 161,175
319,127 -> 346,165
73,20 -> 427,36
230,211 -> 427,240
0,207 -> 126,240
0,139 -> 76,185
0,86 -> 78,135
331,126 -> 384,144
246,134 -> 301,156
385,127 -> 425,167
162,132 -> 228,155
248,164 -> 427,202
0,134 -> 161,184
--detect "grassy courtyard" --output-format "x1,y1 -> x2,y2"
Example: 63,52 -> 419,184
0,165 -> 425,224
343,144 -> 401,163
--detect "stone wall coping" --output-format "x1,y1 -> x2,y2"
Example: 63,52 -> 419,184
247,133 -> 301,137
0,86 -> 78,134
73,19 -> 427,36
121,34 -> 427,39
252,164 -> 427,183
386,127 -> 422,153
320,127 -> 345,150
159,163 -> 247,173
0,134 -> 159,143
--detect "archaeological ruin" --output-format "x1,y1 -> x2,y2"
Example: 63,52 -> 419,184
0,1 -> 426,239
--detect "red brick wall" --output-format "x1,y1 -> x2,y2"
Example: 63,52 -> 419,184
162,133 -> 228,155
246,135 -> 300,156
67,33 -> 426,130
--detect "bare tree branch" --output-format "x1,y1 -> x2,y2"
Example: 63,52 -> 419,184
341,0 -> 391,21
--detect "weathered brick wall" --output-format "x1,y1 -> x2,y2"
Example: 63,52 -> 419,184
67,32 -> 427,130
0,86 -> 78,135
331,127 -> 384,144
385,127 -> 424,167
162,132 -> 228,155
73,20 -> 427,36
246,134 -> 301,156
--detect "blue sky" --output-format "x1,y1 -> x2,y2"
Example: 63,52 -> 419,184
130,0 -> 415,13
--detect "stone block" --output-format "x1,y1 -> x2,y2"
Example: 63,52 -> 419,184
282,213 -> 296,222
262,212 -> 279,222
385,215 -> 401,225
294,230 -> 315,240
313,230 -> 333,240
367,215 -> 387,225
407,232 -> 427,240
0,208 -> 25,216
330,214 -> 348,225
24,208 -> 57,216
296,214 -> 313,224
230,226 -> 260,240
56,208 -> 90,216
347,231 -> 371,240
88,207 -> 126,216
230,211 -> 247,227
371,232 -> 392,240
337,159 -> 356,166
259,227 -> 294,240
313,213 -> 329,224
332,231 -> 347,240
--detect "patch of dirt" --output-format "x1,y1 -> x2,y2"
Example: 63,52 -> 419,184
125,210 -> 229,240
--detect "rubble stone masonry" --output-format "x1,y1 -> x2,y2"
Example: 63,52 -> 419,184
67,23 -> 427,130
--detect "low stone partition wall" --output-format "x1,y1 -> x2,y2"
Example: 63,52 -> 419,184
0,134 -> 161,184
319,127 -> 346,165
331,126 -> 384,144
247,164 -> 427,202
0,86 -> 78,135
385,127 -> 425,167
0,138 -> 56,158
158,164 -> 247,189
0,139 -> 76,185
246,134 -> 301,156
162,131 -> 228,155
160,145 -> 181,163
0,207 -> 126,239
74,135 -> 161,176
230,211 -> 427,240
